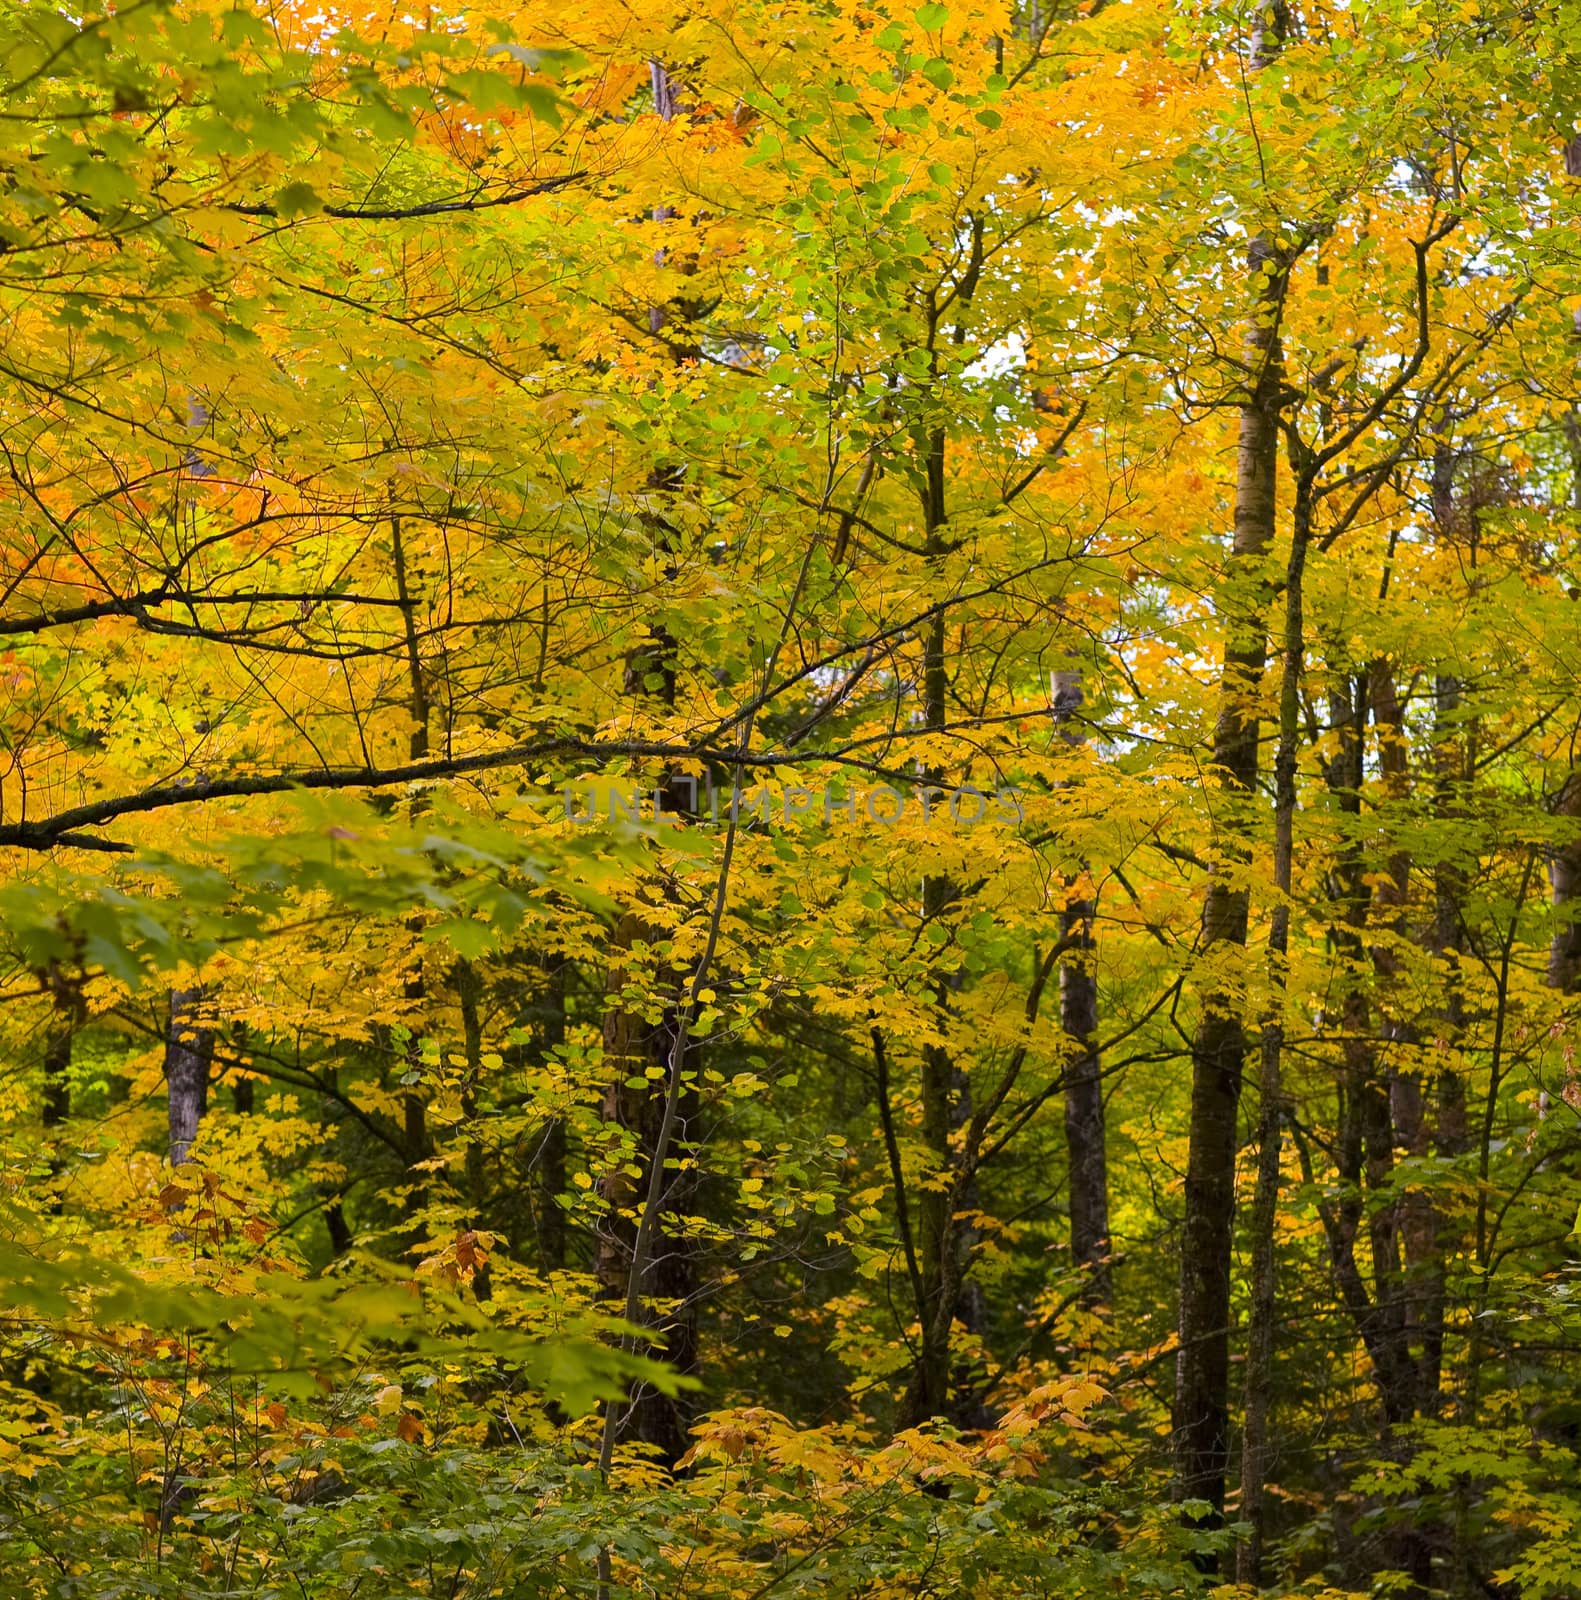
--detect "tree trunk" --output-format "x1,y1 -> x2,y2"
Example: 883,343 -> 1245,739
595,65 -> 702,1464
1548,421 -> 1581,992
1237,480 -> 1312,1585
41,962 -> 85,1129
1054,669 -> 1109,1305
1547,771 -> 1581,991
1174,206 -> 1286,1531
897,594 -> 965,1430
597,907 -> 700,1466
1316,665 -> 1420,1429
166,988 -> 213,1166
1371,652 -> 1449,1433
1426,444 -> 1474,1405
392,514 -> 434,1217
895,404 -> 978,1432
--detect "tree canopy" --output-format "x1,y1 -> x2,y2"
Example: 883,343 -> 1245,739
4,0 -> 1581,1595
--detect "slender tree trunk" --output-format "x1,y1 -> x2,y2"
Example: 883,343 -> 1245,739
909,994 -> 959,1424
1432,437 -> 1488,1600
1431,441 -> 1500,1600
1319,664 -> 1420,1428
392,514 -> 434,1214
896,405 -> 978,1431
1054,669 -> 1109,1305
1237,480 -> 1312,1585
597,912 -> 699,1465
1369,652 -> 1453,1441
899,600 -> 964,1429
1426,445 -> 1475,1380
591,654 -> 701,1460
1174,176 -> 1287,1531
455,960 -> 488,1215
452,958 -> 494,1300
898,229 -> 998,1419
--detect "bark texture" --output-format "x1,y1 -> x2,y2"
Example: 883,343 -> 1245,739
166,988 -> 213,1166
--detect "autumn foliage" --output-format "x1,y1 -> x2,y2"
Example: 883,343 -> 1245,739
2,0 -> 1581,1595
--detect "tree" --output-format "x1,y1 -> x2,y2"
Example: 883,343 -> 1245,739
4,3 -> 1581,1598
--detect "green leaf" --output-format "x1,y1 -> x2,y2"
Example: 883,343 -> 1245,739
272,181 -> 322,219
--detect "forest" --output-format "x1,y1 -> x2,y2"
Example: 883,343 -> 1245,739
2,0 -> 1581,1594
